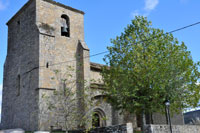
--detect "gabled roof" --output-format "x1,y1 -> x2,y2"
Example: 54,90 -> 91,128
90,62 -> 105,71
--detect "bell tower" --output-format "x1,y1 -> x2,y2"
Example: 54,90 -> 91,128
2,0 -> 90,131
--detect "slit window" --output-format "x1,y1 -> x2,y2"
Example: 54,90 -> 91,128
63,82 -> 66,96
46,62 -> 49,68
61,15 -> 70,37
17,75 -> 21,96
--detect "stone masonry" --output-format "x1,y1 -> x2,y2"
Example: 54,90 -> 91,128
1,0 -> 184,131
2,0 -> 89,130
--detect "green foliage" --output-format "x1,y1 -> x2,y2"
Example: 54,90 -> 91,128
42,66 -> 96,130
102,16 -> 200,115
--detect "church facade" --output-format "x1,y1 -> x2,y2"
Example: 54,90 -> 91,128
1,0 -> 184,131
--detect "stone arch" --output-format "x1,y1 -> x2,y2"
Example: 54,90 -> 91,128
92,94 -> 107,101
92,108 -> 107,127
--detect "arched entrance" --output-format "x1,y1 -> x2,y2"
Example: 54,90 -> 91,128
92,108 -> 106,127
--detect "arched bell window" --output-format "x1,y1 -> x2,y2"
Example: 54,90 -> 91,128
61,14 -> 70,37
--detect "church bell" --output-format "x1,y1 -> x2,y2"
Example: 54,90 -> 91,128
61,26 -> 68,33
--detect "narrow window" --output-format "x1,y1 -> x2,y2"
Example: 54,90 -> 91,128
63,82 -> 66,96
61,15 -> 70,37
46,62 -> 49,68
17,75 -> 21,96
17,20 -> 20,25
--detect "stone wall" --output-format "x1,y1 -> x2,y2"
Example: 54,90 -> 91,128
152,112 -> 184,125
67,123 -> 133,133
36,0 -> 88,130
2,0 -> 88,131
144,124 -> 200,133
90,123 -> 128,133
1,0 -> 39,130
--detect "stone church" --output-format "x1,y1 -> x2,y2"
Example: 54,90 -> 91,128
1,0 -> 184,131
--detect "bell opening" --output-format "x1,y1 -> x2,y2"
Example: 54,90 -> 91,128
61,27 -> 69,37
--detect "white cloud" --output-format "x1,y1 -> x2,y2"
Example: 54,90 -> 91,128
131,10 -> 148,18
0,0 -> 9,11
144,0 -> 159,11
131,0 -> 159,18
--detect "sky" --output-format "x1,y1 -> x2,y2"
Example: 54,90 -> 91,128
0,0 -> 200,116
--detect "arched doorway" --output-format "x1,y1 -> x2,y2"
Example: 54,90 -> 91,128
92,113 -> 101,127
92,108 -> 106,127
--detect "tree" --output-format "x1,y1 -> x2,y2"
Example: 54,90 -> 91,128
102,16 -> 200,130
41,65 -> 96,131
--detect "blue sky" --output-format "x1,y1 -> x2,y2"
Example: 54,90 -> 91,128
0,0 -> 200,114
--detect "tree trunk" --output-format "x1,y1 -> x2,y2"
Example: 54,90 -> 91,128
151,113 -> 153,124
141,110 -> 146,132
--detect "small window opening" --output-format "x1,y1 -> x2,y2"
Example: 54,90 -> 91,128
61,15 -> 70,37
63,82 -> 66,96
17,75 -> 21,96
46,62 -> 49,68
17,20 -> 20,25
